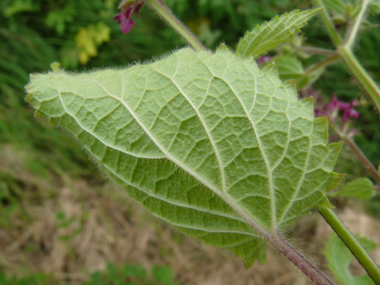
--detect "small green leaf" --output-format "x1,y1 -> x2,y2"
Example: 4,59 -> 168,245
122,263 -> 146,280
330,178 -> 376,199
325,233 -> 377,285
3,0 -> 40,17
274,55 -> 304,80
236,8 -> 322,59
152,266 -> 173,284
371,0 -> 380,14
44,3 -> 75,35
323,0 -> 347,15
274,55 -> 324,89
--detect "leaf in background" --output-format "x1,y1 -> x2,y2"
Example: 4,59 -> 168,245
3,0 -> 39,17
329,178 -> 376,199
372,0 -> 380,14
44,3 -> 76,35
75,22 -> 111,65
25,46 -> 342,267
274,55 -> 324,89
322,0 -> 346,15
236,8 -> 322,59
325,233 -> 377,285
152,266 -> 174,284
274,55 -> 304,80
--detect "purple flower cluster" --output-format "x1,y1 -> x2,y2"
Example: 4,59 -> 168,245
315,94 -> 359,123
301,88 -> 360,139
114,1 -> 144,34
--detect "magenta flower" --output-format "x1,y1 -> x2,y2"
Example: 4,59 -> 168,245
303,88 -> 360,138
327,94 -> 359,123
257,55 -> 272,66
114,1 -> 144,34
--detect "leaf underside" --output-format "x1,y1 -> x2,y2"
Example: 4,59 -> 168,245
25,46 -> 342,267
236,8 -> 322,59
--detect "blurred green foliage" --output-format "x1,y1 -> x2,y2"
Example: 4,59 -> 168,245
1,0 -> 380,281
0,262 -> 178,285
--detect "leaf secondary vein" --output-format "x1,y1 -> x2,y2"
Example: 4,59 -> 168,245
150,63 -> 226,193
53,87 -> 165,159
217,70 -> 277,230
83,75 -> 275,241
101,163 -> 250,223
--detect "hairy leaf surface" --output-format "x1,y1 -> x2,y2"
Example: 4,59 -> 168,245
236,8 -> 322,59
25,46 -> 342,267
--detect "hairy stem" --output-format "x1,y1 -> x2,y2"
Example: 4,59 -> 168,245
270,233 -> 334,285
338,46 -> 380,112
297,54 -> 339,85
145,0 -> 206,51
318,205 -> 380,284
345,0 -> 370,48
296,46 -> 336,56
312,0 -> 343,47
221,195 -> 334,285
329,121 -> 380,185
313,0 -> 380,111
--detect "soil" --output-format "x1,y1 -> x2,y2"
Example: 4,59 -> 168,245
1,145 -> 380,285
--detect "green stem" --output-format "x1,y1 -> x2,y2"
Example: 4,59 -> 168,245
296,46 -> 336,56
338,46 -> 380,112
345,0 -> 370,48
145,0 -> 206,51
297,54 -> 339,87
329,121 -> 380,185
313,0 -> 343,47
298,54 -> 339,85
318,206 -> 380,284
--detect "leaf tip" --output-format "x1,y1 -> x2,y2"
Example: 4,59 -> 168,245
262,62 -> 279,77
328,172 -> 346,192
34,109 -> 46,118
50,62 -> 64,73
25,93 -> 33,103
216,43 -> 231,54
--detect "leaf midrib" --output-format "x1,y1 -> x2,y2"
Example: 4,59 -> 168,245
81,75 -> 272,239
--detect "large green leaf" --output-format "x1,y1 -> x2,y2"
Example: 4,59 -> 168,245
25,46 -> 342,267
236,8 -> 322,59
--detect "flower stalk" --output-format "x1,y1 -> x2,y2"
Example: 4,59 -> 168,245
338,46 -> 380,112
145,0 -> 206,51
312,0 -> 343,47
313,0 -> 380,113
329,121 -> 380,186
344,0 -> 370,48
